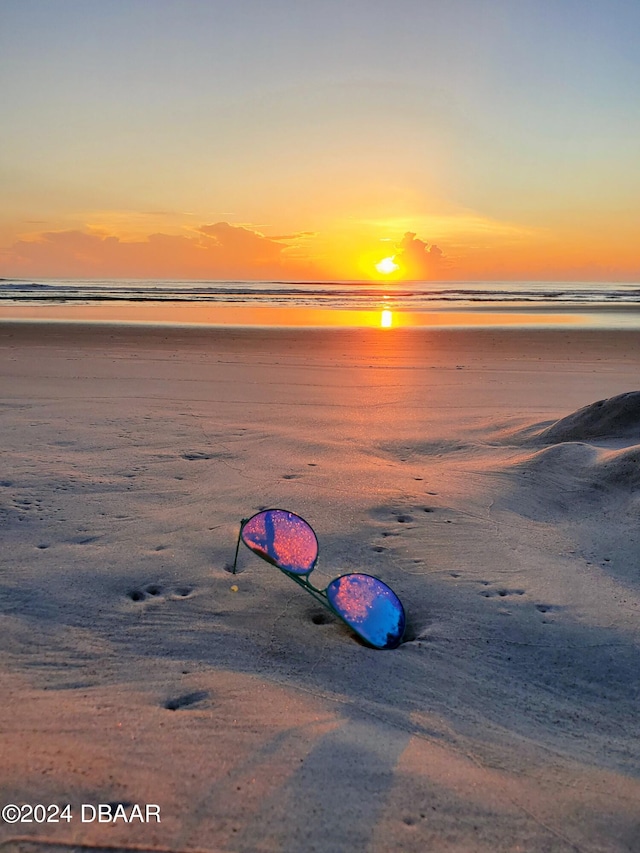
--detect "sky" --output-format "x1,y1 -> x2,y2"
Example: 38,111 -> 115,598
1,0 -> 639,281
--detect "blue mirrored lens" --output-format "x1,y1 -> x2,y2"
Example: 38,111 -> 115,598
241,510 -> 318,575
326,573 -> 405,649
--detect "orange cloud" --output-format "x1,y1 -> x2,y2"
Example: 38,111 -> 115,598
6,217 -> 636,282
392,232 -> 445,279
0,222 -> 315,279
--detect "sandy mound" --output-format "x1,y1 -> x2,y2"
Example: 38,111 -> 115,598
508,441 -> 640,499
535,390 -> 640,443
509,433 -> 640,481
596,444 -> 640,490
505,392 -> 640,516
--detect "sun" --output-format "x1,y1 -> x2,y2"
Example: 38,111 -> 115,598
376,256 -> 399,275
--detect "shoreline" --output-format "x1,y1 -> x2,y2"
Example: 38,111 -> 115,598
3,299 -> 640,329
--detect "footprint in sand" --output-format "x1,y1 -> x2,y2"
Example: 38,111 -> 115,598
173,586 -> 193,598
310,611 -> 336,626
480,587 -> 526,599
369,505 -> 417,525
183,450 -> 213,460
127,589 -> 146,602
164,690 -> 210,711
127,584 -> 193,603
182,450 -> 230,461
69,534 -> 101,545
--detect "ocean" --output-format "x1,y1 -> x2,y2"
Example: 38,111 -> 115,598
2,278 -> 640,327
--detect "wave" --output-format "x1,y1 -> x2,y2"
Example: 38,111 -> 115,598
2,278 -> 640,310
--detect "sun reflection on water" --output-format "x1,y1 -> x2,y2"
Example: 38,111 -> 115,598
0,302 -> 591,330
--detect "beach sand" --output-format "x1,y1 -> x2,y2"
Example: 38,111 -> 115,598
1,322 -> 639,853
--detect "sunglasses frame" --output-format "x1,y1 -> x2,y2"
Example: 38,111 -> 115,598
232,508 -> 405,649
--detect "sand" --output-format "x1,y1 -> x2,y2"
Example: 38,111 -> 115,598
1,321 -> 639,853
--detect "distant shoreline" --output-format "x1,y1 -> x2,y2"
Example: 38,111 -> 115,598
2,300 -> 640,330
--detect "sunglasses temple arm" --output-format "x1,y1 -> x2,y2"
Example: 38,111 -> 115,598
231,518 -> 248,575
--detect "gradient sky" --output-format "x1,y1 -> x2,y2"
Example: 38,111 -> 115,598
1,0 -> 639,281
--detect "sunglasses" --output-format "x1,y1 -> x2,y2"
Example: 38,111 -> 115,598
232,508 -> 405,649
